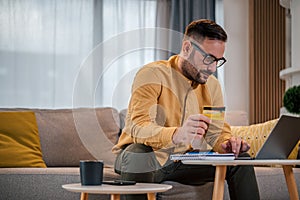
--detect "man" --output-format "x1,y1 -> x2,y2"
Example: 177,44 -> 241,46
112,19 -> 260,200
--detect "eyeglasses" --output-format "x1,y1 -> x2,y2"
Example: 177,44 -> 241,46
191,42 -> 226,68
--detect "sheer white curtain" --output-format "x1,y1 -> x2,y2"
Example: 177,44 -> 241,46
215,0 -> 226,104
0,0 -> 94,108
95,0 -> 157,110
0,0 -> 157,109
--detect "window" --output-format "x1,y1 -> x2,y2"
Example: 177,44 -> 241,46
0,0 -> 157,109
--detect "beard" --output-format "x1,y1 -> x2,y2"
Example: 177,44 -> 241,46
181,57 -> 213,84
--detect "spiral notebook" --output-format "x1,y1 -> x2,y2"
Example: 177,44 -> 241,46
170,151 -> 235,161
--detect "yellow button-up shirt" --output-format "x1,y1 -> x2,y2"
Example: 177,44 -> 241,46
112,55 -> 232,165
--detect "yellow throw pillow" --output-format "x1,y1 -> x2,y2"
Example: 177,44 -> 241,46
0,111 -> 46,167
231,119 -> 299,159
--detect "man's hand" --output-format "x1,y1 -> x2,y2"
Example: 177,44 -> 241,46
221,137 -> 250,156
172,114 -> 211,145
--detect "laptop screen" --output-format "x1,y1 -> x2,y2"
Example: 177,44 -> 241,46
255,115 -> 300,159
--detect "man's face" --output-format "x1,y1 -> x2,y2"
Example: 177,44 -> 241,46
181,39 -> 226,84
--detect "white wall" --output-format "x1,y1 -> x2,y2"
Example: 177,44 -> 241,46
280,0 -> 300,88
223,0 -> 249,116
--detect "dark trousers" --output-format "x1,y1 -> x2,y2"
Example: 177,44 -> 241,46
114,144 -> 260,200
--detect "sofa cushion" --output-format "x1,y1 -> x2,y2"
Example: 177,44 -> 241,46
0,111 -> 46,168
35,107 -> 120,167
225,110 -> 249,126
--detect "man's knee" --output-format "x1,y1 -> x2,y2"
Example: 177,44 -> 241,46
125,143 -> 154,153
115,144 -> 160,174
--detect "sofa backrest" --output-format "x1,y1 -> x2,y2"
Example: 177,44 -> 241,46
0,108 -> 248,168
0,107 -> 121,167
34,107 -> 121,167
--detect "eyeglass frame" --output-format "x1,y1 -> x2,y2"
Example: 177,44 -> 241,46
190,41 -> 226,68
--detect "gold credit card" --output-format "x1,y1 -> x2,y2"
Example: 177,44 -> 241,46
203,106 -> 225,120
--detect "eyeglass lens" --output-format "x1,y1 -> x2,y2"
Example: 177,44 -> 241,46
203,56 -> 226,67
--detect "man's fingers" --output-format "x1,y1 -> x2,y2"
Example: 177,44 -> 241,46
240,141 -> 250,152
229,137 -> 237,154
187,120 -> 208,131
225,137 -> 243,155
221,141 -> 231,152
185,118 -> 209,135
189,114 -> 211,124
232,137 -> 242,155
221,138 -> 250,155
192,126 -> 206,135
173,114 -> 212,145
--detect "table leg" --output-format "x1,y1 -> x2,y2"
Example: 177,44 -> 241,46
80,192 -> 88,200
282,165 -> 299,200
147,192 -> 156,200
111,194 -> 121,200
212,165 -> 227,200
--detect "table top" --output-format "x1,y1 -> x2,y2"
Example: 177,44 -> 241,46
182,159 -> 300,166
62,183 -> 172,194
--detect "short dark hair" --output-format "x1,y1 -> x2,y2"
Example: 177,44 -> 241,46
184,19 -> 227,42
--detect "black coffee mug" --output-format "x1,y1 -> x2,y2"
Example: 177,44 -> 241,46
80,160 -> 103,185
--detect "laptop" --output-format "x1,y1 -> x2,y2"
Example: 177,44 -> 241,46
240,115 -> 300,160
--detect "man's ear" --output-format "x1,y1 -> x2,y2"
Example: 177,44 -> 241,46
181,40 -> 192,57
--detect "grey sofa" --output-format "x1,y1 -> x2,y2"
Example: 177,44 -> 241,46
0,107 -> 299,200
